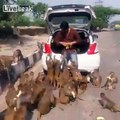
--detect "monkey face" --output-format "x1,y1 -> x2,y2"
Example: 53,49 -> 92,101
65,84 -> 77,101
100,92 -> 105,98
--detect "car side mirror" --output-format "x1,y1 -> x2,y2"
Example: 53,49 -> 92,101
93,34 -> 98,39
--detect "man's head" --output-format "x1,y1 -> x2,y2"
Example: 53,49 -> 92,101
60,21 -> 69,33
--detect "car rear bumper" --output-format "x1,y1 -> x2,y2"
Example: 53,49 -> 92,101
41,52 -> 100,73
77,53 -> 100,72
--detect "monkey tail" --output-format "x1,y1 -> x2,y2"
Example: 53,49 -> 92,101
113,105 -> 120,112
101,85 -> 105,88
101,82 -> 107,88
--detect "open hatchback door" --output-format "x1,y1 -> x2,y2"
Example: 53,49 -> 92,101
44,4 -> 96,34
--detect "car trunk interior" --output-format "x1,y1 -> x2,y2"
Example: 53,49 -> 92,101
50,29 -> 90,54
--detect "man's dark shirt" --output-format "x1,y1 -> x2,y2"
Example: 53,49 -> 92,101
54,28 -> 81,45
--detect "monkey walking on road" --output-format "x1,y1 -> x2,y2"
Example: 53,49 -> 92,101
98,93 -> 120,112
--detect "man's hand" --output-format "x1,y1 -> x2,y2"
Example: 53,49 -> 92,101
59,41 -> 76,46
59,42 -> 68,46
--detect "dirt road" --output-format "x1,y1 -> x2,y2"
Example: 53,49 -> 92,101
1,31 -> 120,120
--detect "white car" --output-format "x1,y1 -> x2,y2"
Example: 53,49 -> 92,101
41,4 -> 100,73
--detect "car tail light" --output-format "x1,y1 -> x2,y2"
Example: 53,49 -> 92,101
87,43 -> 98,55
42,43 -> 51,54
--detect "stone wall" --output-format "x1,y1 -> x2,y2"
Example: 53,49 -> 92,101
14,26 -> 47,36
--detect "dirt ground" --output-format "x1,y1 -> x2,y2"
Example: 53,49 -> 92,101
1,31 -> 120,120
0,34 -> 49,112
0,34 -> 49,56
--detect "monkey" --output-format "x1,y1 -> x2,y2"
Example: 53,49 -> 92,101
58,80 -> 78,104
78,81 -> 87,94
89,70 -> 102,88
5,84 -> 17,107
19,73 -> 29,85
0,55 -> 13,71
69,62 -> 83,84
36,87 -> 56,120
98,93 -> 120,112
53,57 -> 61,88
46,54 -> 55,86
13,49 -> 24,63
35,72 -> 45,83
101,72 -> 118,90
4,106 -> 16,120
0,49 -> 23,71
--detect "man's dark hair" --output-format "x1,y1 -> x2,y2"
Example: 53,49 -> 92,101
60,21 -> 69,30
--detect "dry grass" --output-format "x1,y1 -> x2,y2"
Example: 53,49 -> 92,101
0,34 -> 49,56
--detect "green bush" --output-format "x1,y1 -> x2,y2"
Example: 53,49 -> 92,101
0,21 -> 13,38
14,15 -> 31,26
32,18 -> 46,27
0,20 -> 12,28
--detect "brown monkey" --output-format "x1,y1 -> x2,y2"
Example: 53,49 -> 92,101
46,54 -> 55,86
59,80 -> 78,104
101,72 -> 118,90
13,105 -> 26,120
4,106 -> 16,120
69,62 -> 83,83
79,81 -> 87,94
59,63 -> 71,88
19,73 -> 29,85
0,55 -> 13,71
5,84 -> 17,107
13,49 -> 24,63
35,72 -> 45,83
37,87 -> 56,120
98,93 -> 120,112
89,70 -> 102,88
53,57 -> 61,88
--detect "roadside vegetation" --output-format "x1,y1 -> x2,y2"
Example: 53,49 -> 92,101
92,6 -> 120,31
0,0 -> 120,38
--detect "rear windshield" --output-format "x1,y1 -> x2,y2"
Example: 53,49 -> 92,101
48,12 -> 91,26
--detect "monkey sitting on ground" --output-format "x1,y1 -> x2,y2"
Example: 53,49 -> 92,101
101,72 -> 118,90
5,84 -> 17,107
46,54 -> 55,86
59,80 -> 78,104
13,49 -> 24,63
98,93 -> 120,112
36,87 -> 56,120
68,61 -> 83,86
0,49 -> 23,71
4,106 -> 16,120
19,73 -> 29,85
35,72 -> 45,83
53,57 -> 61,88
89,70 -> 102,88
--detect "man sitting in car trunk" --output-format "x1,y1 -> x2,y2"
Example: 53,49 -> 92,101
54,21 -> 81,67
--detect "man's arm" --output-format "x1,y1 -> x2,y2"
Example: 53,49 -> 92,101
54,32 -> 68,46
66,29 -> 81,46
54,32 -> 61,45
73,29 -> 81,44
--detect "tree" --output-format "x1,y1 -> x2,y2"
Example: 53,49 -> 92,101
92,6 -> 120,29
14,15 -> 31,26
0,0 -> 10,21
32,2 -> 48,19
